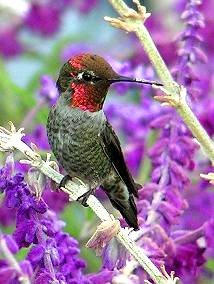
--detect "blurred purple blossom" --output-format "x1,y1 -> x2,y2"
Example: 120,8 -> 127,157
0,28 -> 23,57
24,2 -> 61,36
0,0 -> 98,59
43,188 -> 68,213
130,15 -> 177,66
61,43 -> 92,62
0,200 -> 16,227
105,97 -> 164,176
23,124 -> 50,151
38,75 -> 59,106
73,0 -> 99,14
198,97 -> 214,136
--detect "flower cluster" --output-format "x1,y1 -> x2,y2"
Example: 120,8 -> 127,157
0,158 -> 90,283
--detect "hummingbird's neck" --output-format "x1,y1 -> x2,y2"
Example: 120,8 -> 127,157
70,82 -> 106,112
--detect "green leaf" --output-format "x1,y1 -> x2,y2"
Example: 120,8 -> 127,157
137,130 -> 157,183
15,247 -> 29,261
205,258 -> 214,272
61,202 -> 86,238
81,247 -> 101,273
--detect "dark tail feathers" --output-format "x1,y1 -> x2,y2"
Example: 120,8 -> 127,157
107,193 -> 139,230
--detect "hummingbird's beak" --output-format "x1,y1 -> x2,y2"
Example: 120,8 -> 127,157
109,75 -> 163,86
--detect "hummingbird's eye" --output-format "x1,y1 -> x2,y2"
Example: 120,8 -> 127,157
82,72 -> 93,82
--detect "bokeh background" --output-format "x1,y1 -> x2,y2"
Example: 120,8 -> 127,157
0,0 -> 214,283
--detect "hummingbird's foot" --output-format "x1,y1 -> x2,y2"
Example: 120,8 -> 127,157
77,188 -> 94,207
59,174 -> 73,189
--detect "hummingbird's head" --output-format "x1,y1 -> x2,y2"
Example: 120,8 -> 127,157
56,53 -> 163,112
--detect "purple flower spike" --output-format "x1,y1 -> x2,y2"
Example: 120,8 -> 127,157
34,269 -> 53,284
27,245 -> 45,267
174,0 -> 207,99
0,165 -> 89,283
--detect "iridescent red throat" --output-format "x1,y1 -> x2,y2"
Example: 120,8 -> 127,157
70,82 -> 105,112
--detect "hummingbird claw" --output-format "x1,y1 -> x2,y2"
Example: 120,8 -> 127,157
76,187 -> 94,207
59,174 -> 73,189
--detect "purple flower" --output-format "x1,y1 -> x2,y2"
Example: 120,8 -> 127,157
105,98 -> 164,177
181,179 -> 214,231
166,242 -> 205,284
173,0 -> 207,99
23,124 -> 50,150
0,202 -> 16,226
125,142 -> 144,176
0,164 -> 90,282
74,0 -> 99,14
138,236 -> 166,266
2,235 -> 19,254
61,43 -> 92,62
24,2 -> 61,36
0,28 -> 23,58
43,188 -> 68,213
199,98 -> 214,136
0,266 -> 17,283
204,219 -> 214,256
38,75 -> 59,106
157,200 -> 184,225
0,235 -> 33,283
102,238 -> 129,270
87,269 -> 116,284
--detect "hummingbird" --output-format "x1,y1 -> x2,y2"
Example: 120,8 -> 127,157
47,53 -> 162,230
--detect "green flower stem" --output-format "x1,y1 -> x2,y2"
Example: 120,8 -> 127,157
106,0 -> 214,163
